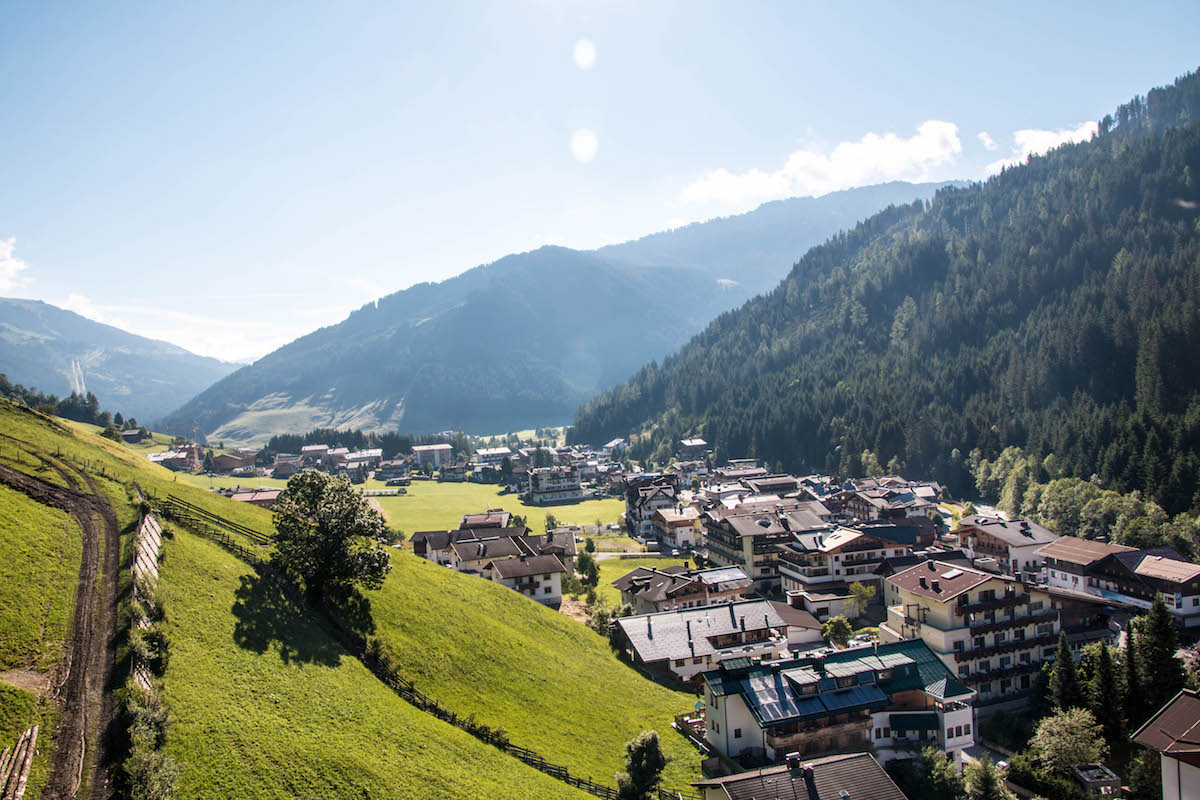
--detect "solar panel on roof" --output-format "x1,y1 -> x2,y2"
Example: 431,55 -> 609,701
941,568 -> 964,579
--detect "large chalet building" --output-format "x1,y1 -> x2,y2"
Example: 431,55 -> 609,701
701,639 -> 975,764
1038,537 -> 1200,627
879,561 -> 1061,706
611,565 -> 753,614
952,515 -> 1059,577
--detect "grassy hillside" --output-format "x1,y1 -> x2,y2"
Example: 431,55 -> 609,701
366,552 -> 702,790
159,527 -> 588,800
0,486 -> 82,670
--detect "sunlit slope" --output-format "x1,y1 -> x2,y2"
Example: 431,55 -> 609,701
366,552 -> 702,789
159,528 -> 590,800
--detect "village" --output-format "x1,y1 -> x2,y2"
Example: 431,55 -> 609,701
139,431 -> 1200,799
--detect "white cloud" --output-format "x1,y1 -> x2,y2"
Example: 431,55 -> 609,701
571,128 -> 598,163
977,131 -> 998,151
0,237 -> 32,293
985,121 -> 1098,175
680,120 -> 963,215
573,39 -> 596,70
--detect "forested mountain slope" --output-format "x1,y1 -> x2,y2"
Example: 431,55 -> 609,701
161,182 -> 947,445
0,298 -> 236,424
571,69 -> 1200,514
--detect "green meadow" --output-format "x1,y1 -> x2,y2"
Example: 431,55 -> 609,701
365,551 -> 702,790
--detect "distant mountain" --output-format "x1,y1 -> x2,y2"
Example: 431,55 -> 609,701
0,298 -> 238,424
162,181 -> 950,446
570,69 -> 1200,514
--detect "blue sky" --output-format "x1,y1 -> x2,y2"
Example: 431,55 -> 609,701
2,1 -> 1197,362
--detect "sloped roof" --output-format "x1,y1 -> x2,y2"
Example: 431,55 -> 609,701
614,600 -> 785,662
1132,688 -> 1200,768
692,752 -> 909,800
487,555 -> 566,579
955,515 -> 1058,547
1036,536 -> 1136,565
888,560 -> 1000,601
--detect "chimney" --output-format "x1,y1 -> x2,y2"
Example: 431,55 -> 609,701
686,620 -> 692,642
919,576 -> 927,589
646,617 -> 653,639
932,580 -> 941,593
786,752 -> 802,770
927,561 -> 937,571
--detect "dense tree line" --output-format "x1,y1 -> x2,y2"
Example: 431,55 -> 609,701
972,445 -> 1199,556
571,69 -> 1200,513
0,372 -> 140,432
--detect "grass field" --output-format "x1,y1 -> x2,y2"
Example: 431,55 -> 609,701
365,551 -> 702,790
173,472 -> 626,534
160,528 -> 588,800
0,486 -> 83,671
593,557 -> 691,608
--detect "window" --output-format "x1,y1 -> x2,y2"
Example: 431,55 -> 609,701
1001,678 -> 1012,693
875,728 -> 882,739
958,665 -> 969,678
883,727 -> 890,738
1015,629 -> 1026,642
714,721 -> 719,733
674,659 -> 685,667
1192,597 -> 1199,607
692,658 -> 702,665
544,586 -> 552,595
1000,656 -> 1011,668
1021,675 -> 1031,690
1019,652 -> 1031,664
964,723 -> 971,737
974,636 -> 985,649
955,725 -> 963,738
995,632 -> 1006,645
979,682 -> 992,694
733,728 -> 742,739
953,641 -> 964,652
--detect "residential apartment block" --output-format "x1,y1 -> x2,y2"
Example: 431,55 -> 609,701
879,561 -> 1061,706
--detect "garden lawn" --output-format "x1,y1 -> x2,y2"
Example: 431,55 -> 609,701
159,528 -> 588,800
366,551 -> 702,790
593,557 -> 691,608
364,479 -> 624,533
0,485 -> 83,670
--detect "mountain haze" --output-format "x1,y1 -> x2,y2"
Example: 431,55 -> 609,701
571,69 -> 1200,514
162,181 -> 949,445
0,298 -> 238,423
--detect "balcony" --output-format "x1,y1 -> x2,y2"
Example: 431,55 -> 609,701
766,718 -> 870,752
954,634 -> 1056,662
967,610 -> 1058,637
961,660 -> 1043,683
958,593 -> 1029,614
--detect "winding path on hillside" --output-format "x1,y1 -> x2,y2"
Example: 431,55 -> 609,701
0,458 -> 119,799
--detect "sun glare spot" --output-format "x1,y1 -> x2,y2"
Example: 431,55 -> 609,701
573,39 -> 596,70
571,128 -> 598,163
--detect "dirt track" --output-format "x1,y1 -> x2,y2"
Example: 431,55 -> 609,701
0,458 -> 119,799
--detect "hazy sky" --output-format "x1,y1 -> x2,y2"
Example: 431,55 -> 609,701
3,1 -> 1197,362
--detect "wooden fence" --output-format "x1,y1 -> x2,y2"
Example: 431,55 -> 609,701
149,491 -> 701,800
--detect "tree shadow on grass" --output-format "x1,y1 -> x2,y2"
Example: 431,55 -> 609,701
231,570 -> 343,667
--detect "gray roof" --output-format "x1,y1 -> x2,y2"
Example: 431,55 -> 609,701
612,565 -> 752,604
956,515 -> 1058,547
488,555 -> 566,579
693,752 -> 909,800
614,600 -> 786,663
451,537 -> 524,561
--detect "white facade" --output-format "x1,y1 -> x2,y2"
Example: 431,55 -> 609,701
528,466 -> 585,504
1160,755 -> 1200,800
489,569 -> 562,606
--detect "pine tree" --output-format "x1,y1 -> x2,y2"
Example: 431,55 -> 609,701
1089,642 -> 1122,749
1123,622 -> 1143,729
1136,597 -> 1186,722
1049,632 -> 1083,711
615,731 -> 667,800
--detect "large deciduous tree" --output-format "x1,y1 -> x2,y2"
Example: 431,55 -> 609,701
271,470 -> 392,598
1030,707 -> 1108,775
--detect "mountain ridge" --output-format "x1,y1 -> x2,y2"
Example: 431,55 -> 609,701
0,297 -> 238,424
570,68 -> 1200,514
162,180 -> 952,445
